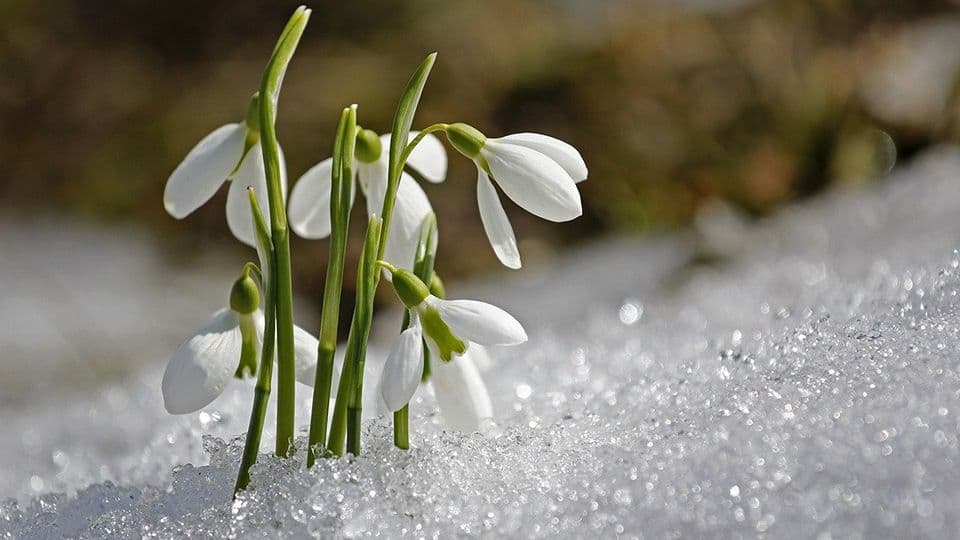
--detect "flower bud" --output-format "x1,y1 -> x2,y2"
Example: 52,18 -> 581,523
446,123 -> 486,159
355,128 -> 382,163
229,274 -> 260,314
386,265 -> 431,308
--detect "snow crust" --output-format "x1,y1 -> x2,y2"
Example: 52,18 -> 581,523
5,148 -> 960,537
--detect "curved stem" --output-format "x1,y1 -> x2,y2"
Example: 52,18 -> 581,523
259,6 -> 310,458
399,123 -> 448,165
241,261 -> 263,284
235,187 -> 277,494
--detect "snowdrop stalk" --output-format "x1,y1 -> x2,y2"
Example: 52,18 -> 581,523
326,53 -> 437,456
235,188 -> 276,494
306,105 -> 357,466
327,216 -> 381,456
257,6 -> 310,457
394,213 -> 438,449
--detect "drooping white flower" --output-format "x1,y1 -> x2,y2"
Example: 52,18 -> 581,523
382,262 -> 527,359
161,307 -> 319,415
378,316 -> 496,432
377,264 -> 526,418
288,130 -> 446,270
447,124 -> 587,269
163,105 -> 288,247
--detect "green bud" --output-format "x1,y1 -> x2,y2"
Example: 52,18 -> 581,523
244,92 -> 261,134
230,274 -> 260,314
355,128 -> 382,163
388,265 -> 431,308
445,123 -> 486,159
420,306 -> 467,362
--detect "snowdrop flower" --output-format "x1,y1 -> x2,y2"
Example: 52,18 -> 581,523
377,262 -> 526,415
161,274 -> 319,414
288,129 -> 447,270
378,314 -> 496,431
445,123 -> 587,269
163,93 -> 287,247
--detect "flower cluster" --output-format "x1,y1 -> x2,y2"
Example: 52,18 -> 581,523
159,6 -> 586,493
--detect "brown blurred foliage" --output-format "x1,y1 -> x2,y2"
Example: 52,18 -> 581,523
2,0 -> 960,299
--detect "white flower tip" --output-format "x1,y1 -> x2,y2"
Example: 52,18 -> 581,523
505,320 -> 528,345
554,192 -> 583,223
501,255 -> 522,270
163,196 -> 188,220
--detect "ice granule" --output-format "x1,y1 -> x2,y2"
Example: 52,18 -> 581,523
5,147 -> 960,537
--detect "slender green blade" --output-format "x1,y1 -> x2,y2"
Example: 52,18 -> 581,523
378,53 -> 437,260
388,53 -> 437,182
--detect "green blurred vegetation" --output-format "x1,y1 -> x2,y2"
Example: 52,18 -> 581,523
2,0 -> 960,292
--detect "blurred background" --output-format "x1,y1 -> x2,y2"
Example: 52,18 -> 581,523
4,0 -> 960,278
4,0 -> 960,394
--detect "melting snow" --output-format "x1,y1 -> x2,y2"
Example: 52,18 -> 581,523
4,147 -> 960,537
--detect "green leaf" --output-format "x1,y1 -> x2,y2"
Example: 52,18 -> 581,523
388,53 -> 437,185
377,53 -> 437,260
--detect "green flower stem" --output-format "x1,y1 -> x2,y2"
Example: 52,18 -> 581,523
307,106 -> 357,467
329,217 -> 379,456
400,123 -> 448,166
393,406 -> 409,449
258,6 -> 310,457
235,189 -> 277,494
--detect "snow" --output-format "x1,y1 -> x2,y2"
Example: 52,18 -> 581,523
5,147 -> 960,537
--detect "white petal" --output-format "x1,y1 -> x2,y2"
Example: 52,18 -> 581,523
430,349 -> 492,432
465,342 -> 493,370
366,172 -> 434,272
405,131 -> 447,183
358,158 -> 387,204
226,144 -> 289,247
293,324 -> 321,386
476,168 -> 521,269
433,298 -> 527,346
482,141 -> 582,222
378,132 -> 448,184
162,309 -> 242,414
380,319 -> 424,411
164,123 -> 245,219
498,132 -> 587,182
288,158 -> 334,239
389,174 -> 435,271
226,145 -> 267,247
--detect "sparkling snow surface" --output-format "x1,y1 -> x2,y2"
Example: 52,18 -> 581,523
5,148 -> 960,538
